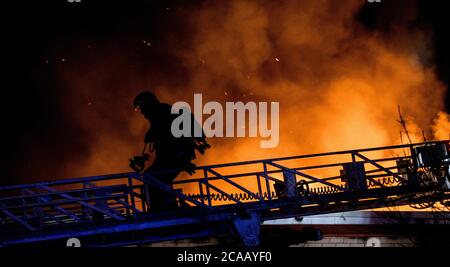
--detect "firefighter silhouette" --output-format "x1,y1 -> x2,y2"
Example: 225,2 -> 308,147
130,92 -> 210,212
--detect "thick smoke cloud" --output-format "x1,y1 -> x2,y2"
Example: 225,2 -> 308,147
16,0 -> 449,182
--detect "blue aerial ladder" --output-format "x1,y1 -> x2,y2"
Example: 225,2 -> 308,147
1,140 -> 449,247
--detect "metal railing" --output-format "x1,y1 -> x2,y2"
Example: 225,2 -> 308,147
1,140 -> 449,234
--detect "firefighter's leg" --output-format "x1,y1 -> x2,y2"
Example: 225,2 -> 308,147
160,170 -> 181,211
144,161 -> 180,212
147,184 -> 167,212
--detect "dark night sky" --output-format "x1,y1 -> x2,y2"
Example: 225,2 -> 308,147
0,0 -> 449,186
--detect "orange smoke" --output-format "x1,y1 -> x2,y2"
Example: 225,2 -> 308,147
167,0 -> 448,167
33,0 -> 448,186
433,111 -> 450,140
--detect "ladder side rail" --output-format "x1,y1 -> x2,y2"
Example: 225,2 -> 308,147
201,181 -> 242,204
205,168 -> 263,201
353,152 -> 408,185
134,173 -> 212,210
0,184 -> 129,203
83,181 -> 141,217
262,161 -> 273,201
0,208 -> 37,231
37,185 -> 126,221
266,161 -> 348,192
23,188 -> 74,226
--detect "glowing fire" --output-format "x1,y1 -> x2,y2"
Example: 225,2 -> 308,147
29,0 -> 448,202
